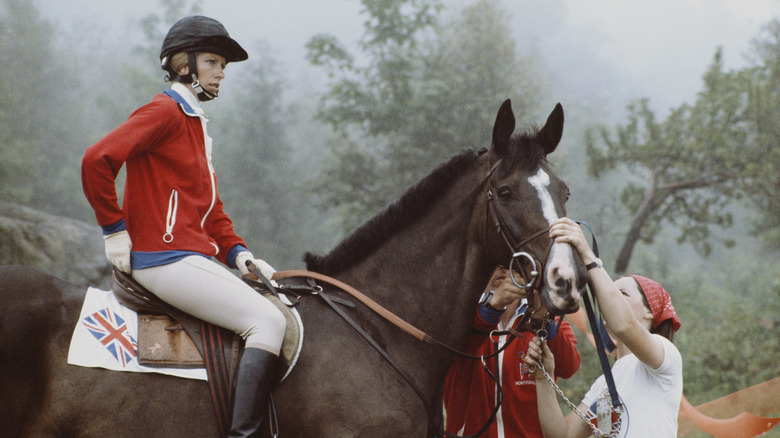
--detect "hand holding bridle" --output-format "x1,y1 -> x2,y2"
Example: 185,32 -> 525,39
525,335 -> 555,378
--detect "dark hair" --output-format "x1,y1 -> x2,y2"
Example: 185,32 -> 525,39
633,280 -> 676,343
651,319 -> 676,342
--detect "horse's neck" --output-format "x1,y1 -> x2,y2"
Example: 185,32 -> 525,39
342,168 -> 492,344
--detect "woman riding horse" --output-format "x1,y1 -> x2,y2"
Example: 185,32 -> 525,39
81,15 -> 284,437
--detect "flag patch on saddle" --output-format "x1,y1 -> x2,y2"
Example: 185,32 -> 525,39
81,308 -> 137,366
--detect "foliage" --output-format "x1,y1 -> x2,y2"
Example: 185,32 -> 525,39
0,0 -> 84,217
740,19 -> 780,247
672,264 -> 780,405
585,20 -> 780,272
212,43 -> 310,268
306,0 -> 544,231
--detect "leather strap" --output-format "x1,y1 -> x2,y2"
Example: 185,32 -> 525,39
273,270 -> 431,343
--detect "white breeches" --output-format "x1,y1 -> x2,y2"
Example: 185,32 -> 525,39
132,255 -> 286,355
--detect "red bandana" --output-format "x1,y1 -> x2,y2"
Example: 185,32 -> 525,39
630,275 -> 681,332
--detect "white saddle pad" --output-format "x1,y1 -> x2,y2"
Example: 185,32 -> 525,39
67,287 -> 207,380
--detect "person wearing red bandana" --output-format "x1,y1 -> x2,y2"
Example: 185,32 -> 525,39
524,217 -> 683,438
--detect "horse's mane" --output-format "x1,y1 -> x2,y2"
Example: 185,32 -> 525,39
303,149 -> 480,275
304,128 -> 549,276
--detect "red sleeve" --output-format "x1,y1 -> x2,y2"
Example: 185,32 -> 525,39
456,308 -> 499,354
81,97 -> 176,227
547,319 -> 581,379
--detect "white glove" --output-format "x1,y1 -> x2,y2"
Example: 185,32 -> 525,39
104,230 -> 132,274
235,251 -> 277,280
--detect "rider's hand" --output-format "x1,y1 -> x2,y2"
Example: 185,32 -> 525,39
524,336 -> 555,378
235,251 -> 277,280
104,230 -> 132,274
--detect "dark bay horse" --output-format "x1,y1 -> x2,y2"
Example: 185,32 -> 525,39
0,100 -> 587,437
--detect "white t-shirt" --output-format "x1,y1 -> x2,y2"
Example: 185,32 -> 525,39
581,335 -> 683,437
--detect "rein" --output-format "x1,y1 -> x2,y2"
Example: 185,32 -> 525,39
275,270 -> 430,341
272,269 -> 524,361
267,267 -> 552,438
266,268 -> 529,438
531,223 -> 624,438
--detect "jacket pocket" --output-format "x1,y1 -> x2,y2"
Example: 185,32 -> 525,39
163,189 -> 178,243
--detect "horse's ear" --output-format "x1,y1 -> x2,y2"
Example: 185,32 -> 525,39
538,103 -> 564,155
491,99 -> 515,156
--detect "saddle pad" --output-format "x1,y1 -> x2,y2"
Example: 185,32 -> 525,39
67,287 -> 207,380
266,293 -> 304,381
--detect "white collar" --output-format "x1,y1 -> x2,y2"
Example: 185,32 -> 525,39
171,82 -> 205,116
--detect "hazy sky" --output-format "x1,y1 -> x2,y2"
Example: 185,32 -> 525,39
40,0 -> 780,117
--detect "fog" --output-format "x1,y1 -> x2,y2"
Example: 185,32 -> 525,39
40,0 -> 780,119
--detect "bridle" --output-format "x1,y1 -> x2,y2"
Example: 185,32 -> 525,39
484,157 -> 552,299
487,189 -> 549,289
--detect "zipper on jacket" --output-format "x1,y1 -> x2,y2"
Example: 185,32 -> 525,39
200,122 -> 217,232
163,189 -> 178,243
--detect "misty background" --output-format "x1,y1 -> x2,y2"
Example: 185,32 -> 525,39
2,0 -> 779,434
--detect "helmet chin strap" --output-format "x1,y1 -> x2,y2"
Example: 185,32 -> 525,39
190,74 -> 218,101
186,52 -> 217,102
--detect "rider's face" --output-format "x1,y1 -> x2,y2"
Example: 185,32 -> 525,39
180,52 -> 227,96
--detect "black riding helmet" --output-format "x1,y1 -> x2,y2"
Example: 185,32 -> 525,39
160,16 -> 248,100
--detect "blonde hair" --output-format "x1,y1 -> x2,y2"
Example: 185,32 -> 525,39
168,52 -> 189,76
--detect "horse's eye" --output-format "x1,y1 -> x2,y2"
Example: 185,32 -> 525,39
497,187 -> 512,200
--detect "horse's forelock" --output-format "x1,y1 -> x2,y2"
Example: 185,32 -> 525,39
497,127 -> 547,178
304,149 -> 481,275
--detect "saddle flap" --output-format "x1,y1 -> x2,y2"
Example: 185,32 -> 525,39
137,314 -> 204,368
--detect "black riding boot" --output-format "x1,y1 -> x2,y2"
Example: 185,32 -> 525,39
228,347 -> 280,438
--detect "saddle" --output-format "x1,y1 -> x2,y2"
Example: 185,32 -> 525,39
111,269 -> 239,371
111,268 -> 303,436
112,269 -> 302,372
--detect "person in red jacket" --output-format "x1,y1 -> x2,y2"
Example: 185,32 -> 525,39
443,266 -> 581,437
81,16 -> 284,437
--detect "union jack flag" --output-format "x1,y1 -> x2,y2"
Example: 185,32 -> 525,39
82,308 -> 138,367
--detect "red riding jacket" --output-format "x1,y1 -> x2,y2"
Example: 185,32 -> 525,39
444,307 -> 581,437
81,85 -> 246,268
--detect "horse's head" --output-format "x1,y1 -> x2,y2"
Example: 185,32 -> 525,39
483,99 -> 586,315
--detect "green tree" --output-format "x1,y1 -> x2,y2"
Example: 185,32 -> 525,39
740,18 -> 780,246
212,42 -> 305,268
585,19 -> 780,272
306,0 -> 544,231
0,0 -> 83,214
